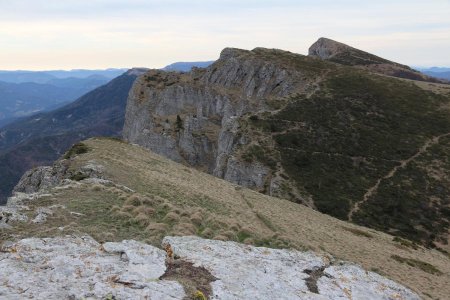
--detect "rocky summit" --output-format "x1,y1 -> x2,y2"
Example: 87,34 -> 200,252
308,37 -> 445,83
0,235 -> 420,299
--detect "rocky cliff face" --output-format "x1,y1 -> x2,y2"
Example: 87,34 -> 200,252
123,48 -> 321,194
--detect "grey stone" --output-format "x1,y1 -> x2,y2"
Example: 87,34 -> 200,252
163,236 -> 421,300
0,206 -> 28,228
12,160 -> 69,195
0,236 -> 185,299
31,207 -> 54,224
0,235 -> 420,299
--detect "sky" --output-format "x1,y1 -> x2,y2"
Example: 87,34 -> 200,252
0,0 -> 449,70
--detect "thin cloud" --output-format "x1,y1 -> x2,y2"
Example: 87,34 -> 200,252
0,0 -> 449,69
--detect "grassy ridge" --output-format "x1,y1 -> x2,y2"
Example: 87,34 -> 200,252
246,69 -> 450,246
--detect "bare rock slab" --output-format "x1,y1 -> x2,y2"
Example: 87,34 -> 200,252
0,236 -> 185,299
0,235 -> 420,299
163,236 -> 421,300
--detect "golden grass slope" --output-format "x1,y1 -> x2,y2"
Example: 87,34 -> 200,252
2,137 -> 449,299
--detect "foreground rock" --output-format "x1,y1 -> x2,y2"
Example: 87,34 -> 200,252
0,236 -> 185,299
0,235 -> 420,299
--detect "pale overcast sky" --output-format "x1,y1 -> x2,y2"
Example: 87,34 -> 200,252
0,0 -> 449,70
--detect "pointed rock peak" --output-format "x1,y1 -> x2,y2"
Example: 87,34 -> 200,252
308,37 -> 401,67
308,37 -> 352,59
308,37 -> 446,83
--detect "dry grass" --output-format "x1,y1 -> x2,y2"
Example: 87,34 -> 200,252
2,137 -> 449,299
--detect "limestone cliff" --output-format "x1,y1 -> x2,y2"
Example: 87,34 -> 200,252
123,48 -> 322,195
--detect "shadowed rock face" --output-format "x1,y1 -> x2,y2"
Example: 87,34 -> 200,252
0,235 -> 420,299
309,37 -> 445,83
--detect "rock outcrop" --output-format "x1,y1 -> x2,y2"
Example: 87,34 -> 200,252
308,37 -> 395,65
0,156 -> 108,229
0,235 -> 420,299
12,161 -> 69,195
123,48 -> 319,193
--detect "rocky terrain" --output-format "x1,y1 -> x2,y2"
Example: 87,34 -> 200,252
2,138 -> 448,299
123,41 -> 450,249
0,235 -> 420,299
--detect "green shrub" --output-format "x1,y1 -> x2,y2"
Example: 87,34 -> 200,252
70,172 -> 89,181
64,142 -> 90,159
391,255 -> 442,275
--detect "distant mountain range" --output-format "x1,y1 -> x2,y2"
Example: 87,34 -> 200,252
0,69 -> 127,84
0,62 -> 215,204
0,69 -> 130,126
0,76 -> 111,126
0,69 -> 146,203
416,67 -> 450,81
0,65 -> 216,127
162,61 -> 214,72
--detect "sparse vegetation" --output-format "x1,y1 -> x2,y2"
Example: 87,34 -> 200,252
2,138 -> 450,300
192,290 -> 207,300
245,69 -> 450,246
70,172 -> 89,181
340,226 -> 373,238
391,255 -> 442,276
176,115 -> 184,131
